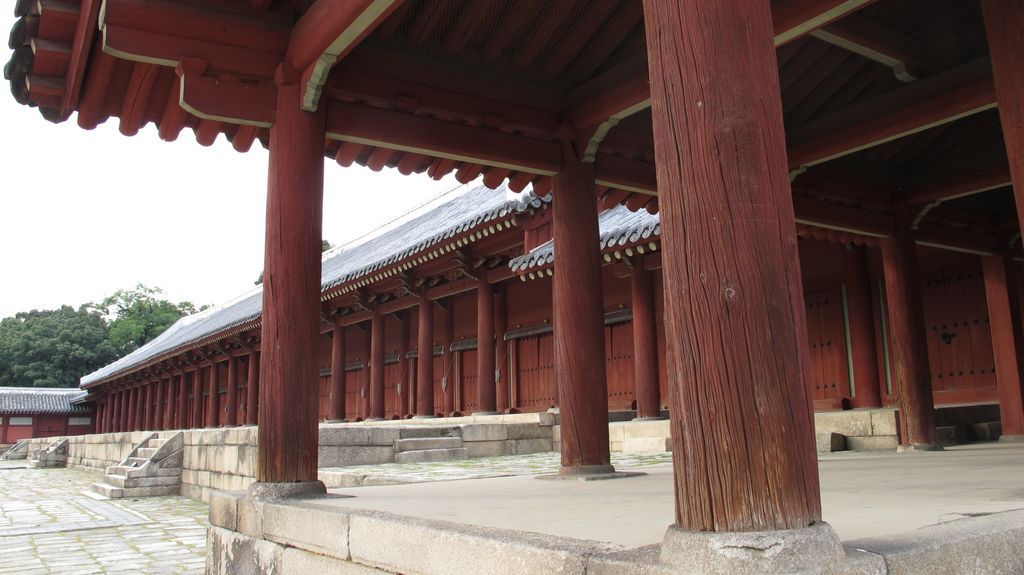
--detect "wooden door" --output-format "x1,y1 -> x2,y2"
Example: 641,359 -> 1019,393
459,349 -> 479,414
606,322 -> 636,410
384,361 -> 403,419
921,265 -> 997,403
805,287 -> 850,406
514,334 -> 556,411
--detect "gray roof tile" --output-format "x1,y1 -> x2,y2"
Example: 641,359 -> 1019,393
0,387 -> 91,415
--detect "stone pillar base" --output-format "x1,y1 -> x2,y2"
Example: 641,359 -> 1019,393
633,416 -> 667,422
897,443 -> 943,453
325,419 -> 348,424
537,464 -> 645,482
999,434 -> 1024,443
660,522 -> 844,575
412,415 -> 438,419
472,411 -> 501,416
364,417 -> 386,422
249,481 -> 326,501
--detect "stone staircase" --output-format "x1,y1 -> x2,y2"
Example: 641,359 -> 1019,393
28,438 -> 69,468
0,439 -> 30,460
394,426 -> 467,463
92,431 -> 183,498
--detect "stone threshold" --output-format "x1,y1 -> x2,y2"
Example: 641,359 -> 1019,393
207,489 -> 1024,575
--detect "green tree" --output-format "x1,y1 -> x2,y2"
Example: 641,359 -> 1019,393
101,284 -> 204,355
255,240 -> 332,285
0,305 -> 117,388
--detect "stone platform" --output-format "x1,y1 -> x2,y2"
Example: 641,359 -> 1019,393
208,443 -> 1024,574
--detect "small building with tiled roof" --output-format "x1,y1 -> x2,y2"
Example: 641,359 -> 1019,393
0,387 -> 94,446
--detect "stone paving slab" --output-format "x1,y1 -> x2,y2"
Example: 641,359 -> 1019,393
320,450 -> 673,486
0,463 -> 208,574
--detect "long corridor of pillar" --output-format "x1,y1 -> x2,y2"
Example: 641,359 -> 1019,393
475,275 -> 497,415
552,154 -> 612,474
416,293 -> 435,418
642,0 -> 842,570
255,76 -> 325,484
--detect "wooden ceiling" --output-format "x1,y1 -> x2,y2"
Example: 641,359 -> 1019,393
5,0 -> 1015,255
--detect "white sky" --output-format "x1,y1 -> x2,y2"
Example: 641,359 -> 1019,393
0,13 -> 466,318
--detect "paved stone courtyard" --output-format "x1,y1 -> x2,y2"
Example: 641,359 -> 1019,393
0,461 -> 208,575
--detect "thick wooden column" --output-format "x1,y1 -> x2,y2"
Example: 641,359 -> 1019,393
845,246 -> 883,408
476,276 -> 498,414
368,309 -> 386,420
552,157 -> 611,473
163,377 -> 173,430
257,78 -> 325,483
442,303 -> 456,416
416,293 -> 435,417
631,263 -> 661,419
982,254 -> 1024,440
177,373 -> 188,429
225,357 -> 238,426
329,323 -> 347,421
208,363 -> 220,427
495,285 -> 510,413
643,0 -> 824,532
881,227 -> 938,448
398,313 -> 410,419
246,351 -> 260,425
983,1 -> 1024,232
127,386 -> 138,430
191,369 -> 203,428
145,383 -> 155,430
361,326 -> 371,419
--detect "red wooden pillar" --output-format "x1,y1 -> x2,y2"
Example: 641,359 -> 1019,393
256,78 -> 325,484
368,308 -> 385,420
329,323 -> 347,421
398,313 -> 410,419
144,381 -> 154,430
163,377 -> 173,429
177,373 -> 188,429
208,363 -> 220,427
119,388 -> 129,429
643,0 -> 837,555
631,263 -> 661,419
246,351 -> 260,425
128,386 -> 138,431
881,228 -> 938,449
984,0 -> 1024,234
416,293 -> 435,417
361,326 -> 372,419
845,246 -> 883,408
442,303 -> 456,416
476,276 -> 498,414
552,156 -> 611,473
495,284 -> 510,413
982,254 -> 1024,440
191,368 -> 204,428
225,356 -> 238,426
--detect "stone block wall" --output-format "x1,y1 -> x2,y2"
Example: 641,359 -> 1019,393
814,409 -> 899,450
181,427 -> 258,502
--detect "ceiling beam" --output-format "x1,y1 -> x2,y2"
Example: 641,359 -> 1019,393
810,13 -> 921,82
786,65 -> 996,170
325,101 -> 563,175
285,0 -> 403,111
792,196 -> 894,237
773,0 -> 877,46
898,163 -> 1012,207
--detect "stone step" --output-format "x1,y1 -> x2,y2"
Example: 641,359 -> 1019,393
104,474 -> 181,489
137,447 -> 158,458
147,438 -> 167,449
91,482 -> 179,499
394,437 -> 463,452
395,447 -> 468,464
125,457 -> 149,467
398,426 -> 461,440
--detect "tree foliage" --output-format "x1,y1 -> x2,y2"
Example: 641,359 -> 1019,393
101,284 -> 205,355
0,305 -> 116,388
0,285 -> 207,388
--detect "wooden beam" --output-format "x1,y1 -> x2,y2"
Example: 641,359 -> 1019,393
792,196 -> 893,237
810,13 -> 921,82
286,0 -> 403,111
787,67 -> 996,169
898,163 -> 1012,207
325,101 -> 562,175
60,0 -> 100,117
773,0 -> 877,46
178,73 -> 275,127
